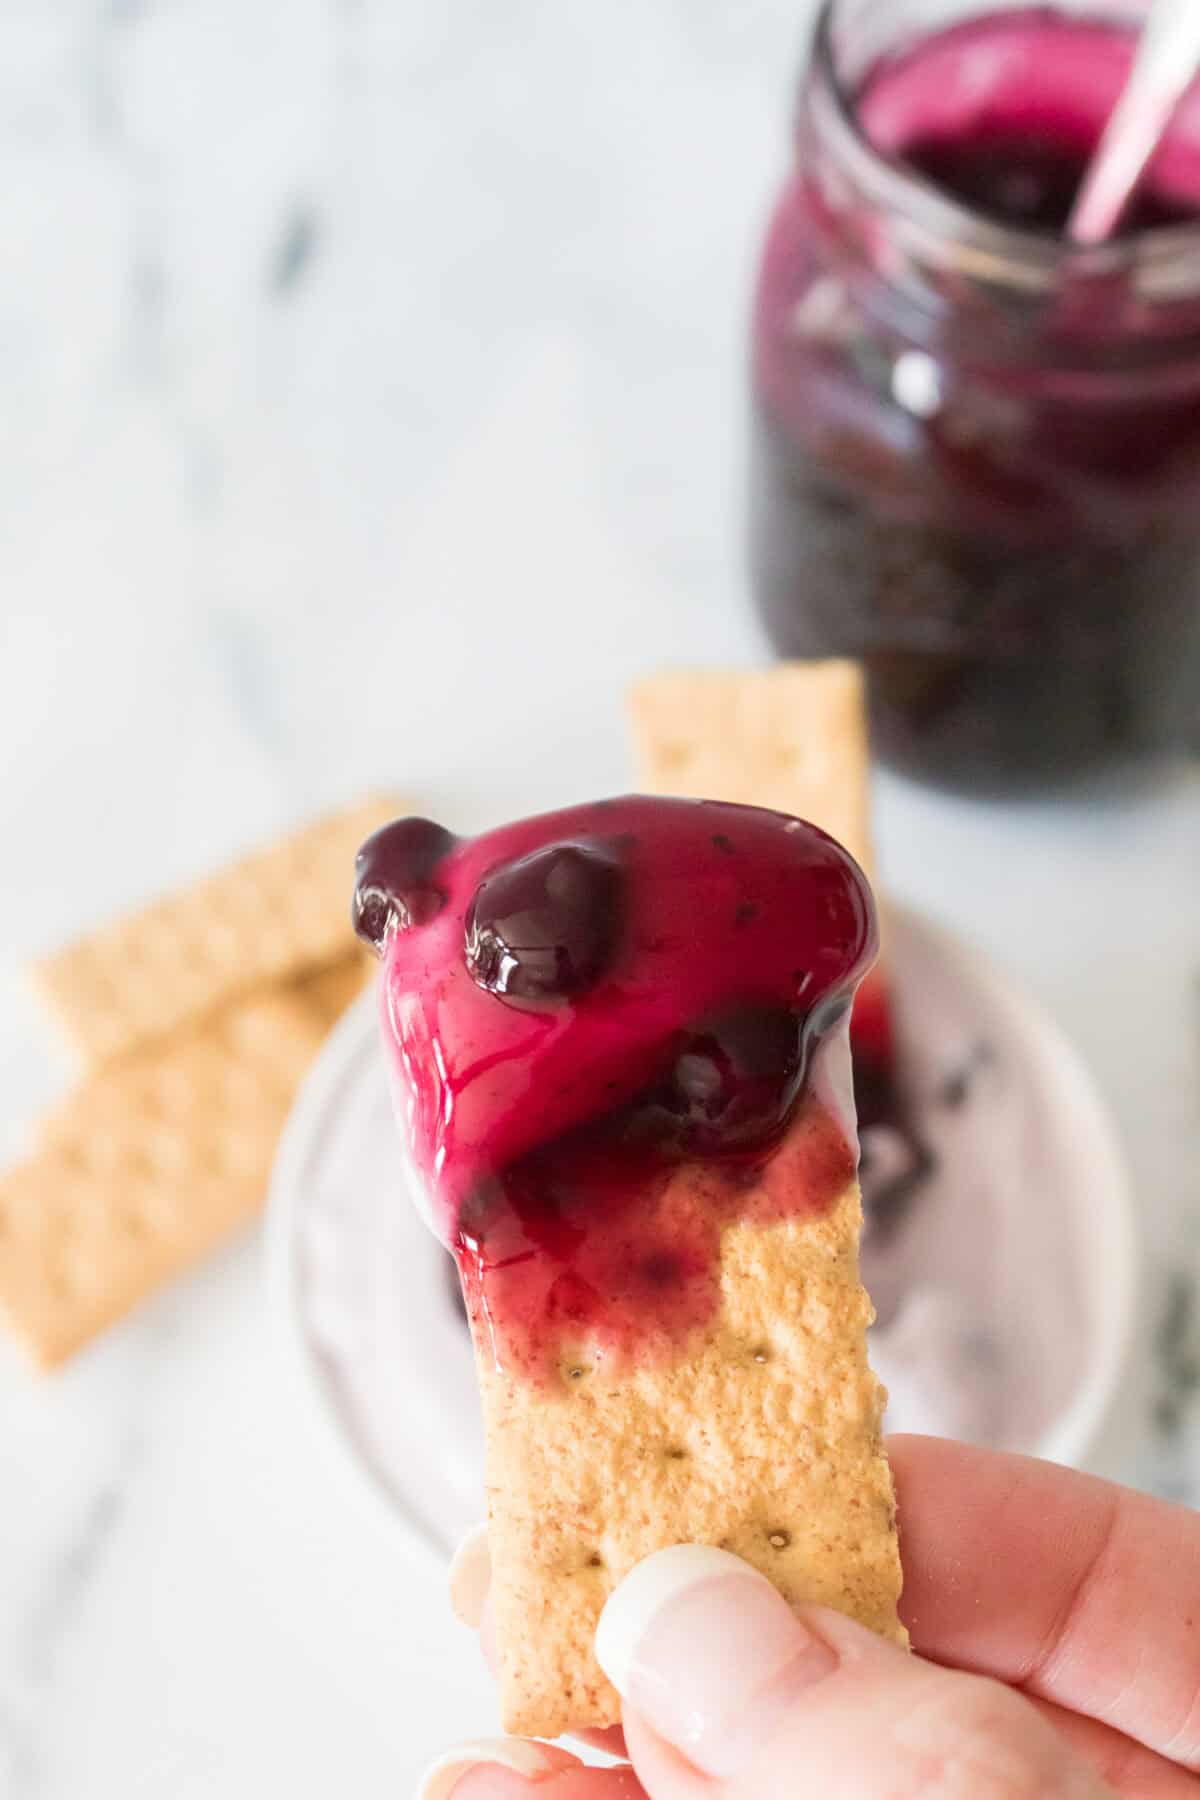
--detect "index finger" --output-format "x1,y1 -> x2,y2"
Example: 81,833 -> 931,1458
890,1434 -> 1200,1769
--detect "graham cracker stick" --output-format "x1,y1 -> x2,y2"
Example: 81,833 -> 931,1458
628,662 -> 892,1040
478,1112 -> 904,1738
28,796 -> 398,1072
0,957 -> 368,1368
628,663 -> 875,877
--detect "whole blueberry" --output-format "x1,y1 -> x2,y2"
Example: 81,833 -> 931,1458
662,1005 -> 804,1149
464,840 -> 622,1000
352,817 -> 455,949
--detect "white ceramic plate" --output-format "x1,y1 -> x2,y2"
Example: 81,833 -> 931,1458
267,906 -> 1138,1571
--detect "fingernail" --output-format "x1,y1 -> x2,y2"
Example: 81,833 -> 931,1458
417,1738 -> 573,1800
448,1522 -> 491,1628
595,1545 -> 837,1779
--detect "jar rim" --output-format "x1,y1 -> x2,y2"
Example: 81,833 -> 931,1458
808,0 -> 1200,299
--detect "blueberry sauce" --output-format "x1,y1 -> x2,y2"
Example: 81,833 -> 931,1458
355,797 -> 878,1379
903,135 -> 1195,237
849,967 -> 931,1241
751,7 -> 1200,790
863,12 -> 1200,238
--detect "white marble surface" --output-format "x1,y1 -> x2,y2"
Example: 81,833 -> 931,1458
1,2 -> 1199,1795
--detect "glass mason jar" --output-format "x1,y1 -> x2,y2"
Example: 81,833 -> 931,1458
749,0 -> 1200,792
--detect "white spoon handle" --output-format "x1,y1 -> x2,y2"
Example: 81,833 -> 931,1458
1068,0 -> 1200,245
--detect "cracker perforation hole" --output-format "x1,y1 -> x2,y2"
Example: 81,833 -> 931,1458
750,1344 -> 772,1365
665,1446 -> 687,1461
46,1263 -> 74,1301
585,1552 -> 604,1570
768,1530 -> 791,1550
115,1207 -> 149,1242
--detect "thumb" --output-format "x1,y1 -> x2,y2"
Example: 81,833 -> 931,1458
595,1547 -> 1113,1799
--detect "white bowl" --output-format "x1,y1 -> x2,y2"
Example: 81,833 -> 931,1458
266,906 -> 1139,1569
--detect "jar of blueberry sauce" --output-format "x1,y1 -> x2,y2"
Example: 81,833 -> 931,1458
750,0 -> 1200,792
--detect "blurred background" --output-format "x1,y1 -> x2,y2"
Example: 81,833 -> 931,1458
1,2 -> 1199,1795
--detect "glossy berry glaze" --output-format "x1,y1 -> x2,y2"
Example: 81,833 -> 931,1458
353,798 -> 877,1379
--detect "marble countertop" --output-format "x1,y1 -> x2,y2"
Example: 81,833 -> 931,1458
2,2 -> 1199,1794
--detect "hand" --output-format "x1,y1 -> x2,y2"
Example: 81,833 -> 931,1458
420,1436 -> 1200,1798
